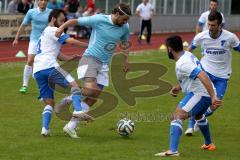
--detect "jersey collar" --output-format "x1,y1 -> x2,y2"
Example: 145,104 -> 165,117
209,29 -> 223,39
176,51 -> 185,62
37,7 -> 47,12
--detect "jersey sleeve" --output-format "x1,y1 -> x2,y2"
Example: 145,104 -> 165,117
77,14 -> 100,28
180,61 -> 202,80
231,34 -> 240,51
57,34 -> 70,44
136,4 -> 141,12
197,13 -> 206,27
221,13 -> 225,24
22,9 -> 32,25
190,33 -> 202,50
120,23 -> 130,42
50,28 -> 70,44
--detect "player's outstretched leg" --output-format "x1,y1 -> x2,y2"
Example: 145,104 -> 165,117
19,65 -> 32,93
63,116 -> 80,138
155,119 -> 182,157
196,115 -> 216,151
19,55 -> 35,93
71,86 -> 94,122
63,85 -> 94,138
41,104 -> 53,137
155,107 -> 188,157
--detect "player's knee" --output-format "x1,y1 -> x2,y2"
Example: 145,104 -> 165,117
82,86 -> 99,97
84,97 -> 97,107
171,108 -> 188,121
82,79 -> 100,97
27,61 -> 33,66
44,99 -> 55,107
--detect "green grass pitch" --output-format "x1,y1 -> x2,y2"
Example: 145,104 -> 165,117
0,50 -> 239,160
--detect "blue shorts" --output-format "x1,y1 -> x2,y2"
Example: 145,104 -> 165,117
34,67 -> 71,100
178,92 -> 212,117
207,72 -> 228,100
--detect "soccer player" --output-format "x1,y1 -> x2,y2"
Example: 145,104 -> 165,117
33,9 -> 92,137
55,3 -> 131,137
196,0 -> 225,34
13,0 -> 51,94
154,35 -> 221,157
185,11 -> 240,135
136,0 -> 154,45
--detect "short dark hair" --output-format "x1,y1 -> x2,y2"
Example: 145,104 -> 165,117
210,0 -> 218,3
48,9 -> 66,22
165,35 -> 183,52
112,3 -> 132,16
208,11 -> 222,25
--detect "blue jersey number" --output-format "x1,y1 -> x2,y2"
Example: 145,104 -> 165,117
36,39 -> 42,54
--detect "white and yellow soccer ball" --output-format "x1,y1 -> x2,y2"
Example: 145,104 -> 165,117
117,118 -> 135,137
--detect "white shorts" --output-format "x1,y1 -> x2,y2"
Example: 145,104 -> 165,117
28,41 -> 38,55
77,56 -> 109,86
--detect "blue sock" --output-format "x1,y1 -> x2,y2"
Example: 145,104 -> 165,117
204,107 -> 214,117
72,94 -> 82,111
196,115 -> 212,145
71,87 -> 82,112
170,119 -> 183,152
188,116 -> 195,129
42,105 -> 53,129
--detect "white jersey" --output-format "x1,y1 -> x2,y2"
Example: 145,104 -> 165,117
191,29 -> 240,79
33,26 -> 70,74
136,2 -> 154,20
176,51 -> 213,97
198,10 -> 225,31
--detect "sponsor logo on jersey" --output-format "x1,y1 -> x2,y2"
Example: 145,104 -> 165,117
205,48 -> 226,55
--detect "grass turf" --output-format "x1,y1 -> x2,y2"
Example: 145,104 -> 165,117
0,50 -> 239,160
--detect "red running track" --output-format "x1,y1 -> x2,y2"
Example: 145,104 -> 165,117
0,32 -> 239,63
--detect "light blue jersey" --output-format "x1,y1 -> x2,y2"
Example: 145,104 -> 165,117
77,14 -> 130,64
22,8 -> 52,42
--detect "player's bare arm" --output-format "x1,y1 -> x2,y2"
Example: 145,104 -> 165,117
13,24 -> 27,46
65,38 -> 88,48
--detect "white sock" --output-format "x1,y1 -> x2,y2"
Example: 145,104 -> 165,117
67,117 -> 80,130
23,65 -> 32,87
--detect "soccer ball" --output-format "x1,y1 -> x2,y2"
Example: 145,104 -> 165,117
117,118 -> 135,137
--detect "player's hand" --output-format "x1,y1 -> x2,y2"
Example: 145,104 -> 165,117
122,61 -> 129,72
170,86 -> 181,97
12,39 -> 18,46
211,96 -> 222,110
55,28 -> 64,38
